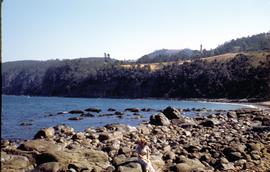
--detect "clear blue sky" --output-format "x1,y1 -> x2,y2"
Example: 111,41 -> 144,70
3,0 -> 270,62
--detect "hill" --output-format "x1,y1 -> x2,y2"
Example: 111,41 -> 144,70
137,32 -> 270,63
2,52 -> 270,99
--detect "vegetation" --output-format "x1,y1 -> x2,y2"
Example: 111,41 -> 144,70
2,32 -> 270,99
2,53 -> 270,99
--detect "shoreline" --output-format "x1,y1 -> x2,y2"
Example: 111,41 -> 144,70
3,94 -> 269,108
1,106 -> 270,171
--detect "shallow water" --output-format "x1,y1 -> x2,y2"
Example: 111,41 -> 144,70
1,95 -> 253,140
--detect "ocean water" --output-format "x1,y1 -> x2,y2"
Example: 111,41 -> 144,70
1,95 -> 253,140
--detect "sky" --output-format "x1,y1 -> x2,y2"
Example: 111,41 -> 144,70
3,0 -> 270,62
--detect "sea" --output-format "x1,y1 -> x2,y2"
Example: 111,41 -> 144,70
1,95 -> 255,140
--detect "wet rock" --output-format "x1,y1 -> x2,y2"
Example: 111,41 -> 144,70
57,111 -> 69,115
98,113 -> 115,117
34,127 -> 55,139
68,117 -> 83,121
68,110 -> 84,114
150,113 -> 171,126
125,108 -> 140,112
115,111 -> 124,116
141,108 -> 155,112
80,113 -> 95,117
163,106 -> 182,119
20,122 -> 33,126
108,108 -> 116,111
84,108 -> 101,113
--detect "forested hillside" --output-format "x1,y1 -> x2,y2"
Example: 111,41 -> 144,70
2,53 -> 270,99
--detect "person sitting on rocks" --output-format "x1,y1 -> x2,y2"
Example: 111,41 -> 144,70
136,137 -> 155,172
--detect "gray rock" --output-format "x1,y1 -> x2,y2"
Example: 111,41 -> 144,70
163,106 -> 182,119
84,107 -> 101,113
150,113 -> 171,126
117,162 -> 142,172
34,127 -> 55,139
69,110 -> 84,114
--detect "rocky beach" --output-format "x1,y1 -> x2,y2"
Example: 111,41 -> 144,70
1,106 -> 270,172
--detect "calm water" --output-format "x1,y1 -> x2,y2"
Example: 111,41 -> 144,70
1,95 -> 253,140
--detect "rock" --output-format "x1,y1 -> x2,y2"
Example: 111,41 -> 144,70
38,148 -> 110,171
214,159 -> 235,171
34,127 -> 55,139
199,120 -> 215,127
246,142 -> 264,152
105,123 -> 137,133
54,125 -> 74,136
68,117 -> 83,121
262,116 -> 270,126
163,106 -> 182,119
223,148 -> 242,162
112,154 -> 127,166
18,139 -> 62,153
174,156 -> 205,172
125,108 -> 140,112
227,111 -> 237,118
114,111 -> 124,116
35,162 -> 60,172
163,151 -> 176,160
80,113 -> 95,117
108,108 -> 116,111
141,108 -> 155,112
57,111 -> 69,115
72,132 -> 86,140
68,110 -> 84,114
98,131 -> 123,142
20,122 -> 33,126
251,126 -> 270,132
1,152 -> 34,171
235,108 -> 261,115
84,108 -> 101,113
117,162 -> 142,172
150,155 -> 165,172
118,147 -> 132,155
150,113 -> 171,126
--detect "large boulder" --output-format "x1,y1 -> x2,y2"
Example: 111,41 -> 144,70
36,148 -> 110,171
150,113 -> 171,126
163,106 -> 182,119
174,155 -> 205,172
1,152 -> 34,172
34,127 -> 55,139
18,139 -> 62,153
151,155 -> 165,172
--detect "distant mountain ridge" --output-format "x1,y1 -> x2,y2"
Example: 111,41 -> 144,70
137,32 -> 270,63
